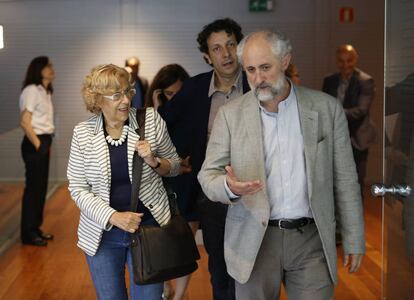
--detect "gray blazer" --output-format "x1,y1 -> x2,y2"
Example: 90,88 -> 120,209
198,86 -> 365,284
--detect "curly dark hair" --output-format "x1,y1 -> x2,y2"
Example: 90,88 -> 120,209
197,18 -> 243,57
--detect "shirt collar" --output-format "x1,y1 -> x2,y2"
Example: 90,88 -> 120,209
208,68 -> 243,97
340,76 -> 350,85
36,84 -> 48,94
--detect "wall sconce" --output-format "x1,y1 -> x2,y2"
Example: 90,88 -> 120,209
0,25 -> 4,49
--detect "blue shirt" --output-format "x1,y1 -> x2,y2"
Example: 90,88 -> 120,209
259,84 -> 312,220
224,83 -> 313,219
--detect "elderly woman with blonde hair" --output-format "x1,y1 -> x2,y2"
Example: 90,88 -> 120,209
67,64 -> 181,300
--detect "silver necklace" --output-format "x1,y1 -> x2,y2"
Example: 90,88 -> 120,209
105,125 -> 128,147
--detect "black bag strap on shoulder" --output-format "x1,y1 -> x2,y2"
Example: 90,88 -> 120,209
130,108 -> 180,216
135,108 -> 146,138
130,108 -> 146,213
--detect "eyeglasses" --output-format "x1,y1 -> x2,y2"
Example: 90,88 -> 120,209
103,88 -> 136,101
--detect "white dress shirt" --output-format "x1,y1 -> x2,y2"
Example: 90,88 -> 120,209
225,83 -> 312,220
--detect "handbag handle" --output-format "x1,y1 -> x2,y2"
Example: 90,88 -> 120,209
130,108 -> 180,217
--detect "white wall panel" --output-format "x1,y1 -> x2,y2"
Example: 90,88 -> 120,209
0,0 -> 384,181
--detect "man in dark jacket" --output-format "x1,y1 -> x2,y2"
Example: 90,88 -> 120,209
158,18 -> 250,300
125,56 -> 148,108
323,44 -> 375,193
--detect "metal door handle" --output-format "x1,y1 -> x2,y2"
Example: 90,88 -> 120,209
371,184 -> 412,197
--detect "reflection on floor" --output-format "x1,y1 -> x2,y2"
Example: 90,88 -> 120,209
0,183 -> 381,299
0,183 -> 23,254
384,197 -> 414,299
0,182 -> 61,255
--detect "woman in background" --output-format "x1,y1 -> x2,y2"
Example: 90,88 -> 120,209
19,56 -> 55,246
146,64 -> 195,300
67,64 -> 181,300
145,64 -> 190,109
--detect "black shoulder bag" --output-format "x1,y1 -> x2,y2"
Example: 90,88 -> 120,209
129,108 -> 200,285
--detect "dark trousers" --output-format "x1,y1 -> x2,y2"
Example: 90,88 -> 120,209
352,147 -> 368,196
198,194 -> 235,300
21,135 -> 52,240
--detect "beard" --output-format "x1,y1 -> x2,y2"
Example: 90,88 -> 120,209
249,74 -> 287,102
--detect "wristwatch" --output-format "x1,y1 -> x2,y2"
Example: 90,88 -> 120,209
152,157 -> 161,169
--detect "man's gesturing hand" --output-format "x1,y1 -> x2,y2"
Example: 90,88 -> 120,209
225,165 -> 263,196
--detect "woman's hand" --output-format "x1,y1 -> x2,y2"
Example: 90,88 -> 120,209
109,211 -> 144,233
135,140 -> 172,176
152,89 -> 163,109
135,140 -> 158,168
180,156 -> 192,174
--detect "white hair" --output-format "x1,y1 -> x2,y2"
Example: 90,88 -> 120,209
237,30 -> 292,65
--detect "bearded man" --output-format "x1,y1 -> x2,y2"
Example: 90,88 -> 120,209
198,30 -> 365,300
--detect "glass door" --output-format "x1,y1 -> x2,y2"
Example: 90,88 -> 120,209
376,0 -> 414,298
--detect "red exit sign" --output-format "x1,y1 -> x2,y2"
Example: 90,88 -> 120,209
339,7 -> 354,23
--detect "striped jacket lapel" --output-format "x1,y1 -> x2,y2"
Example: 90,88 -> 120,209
127,109 -> 139,183
92,113 -> 111,189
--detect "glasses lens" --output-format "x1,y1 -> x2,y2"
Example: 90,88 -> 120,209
112,93 -> 122,101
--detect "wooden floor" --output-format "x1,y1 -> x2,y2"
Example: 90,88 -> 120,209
0,183 -> 22,253
0,184 -> 382,299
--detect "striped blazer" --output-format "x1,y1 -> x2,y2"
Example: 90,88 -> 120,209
67,108 -> 180,256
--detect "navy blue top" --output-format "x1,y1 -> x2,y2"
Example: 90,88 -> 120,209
108,137 -> 153,222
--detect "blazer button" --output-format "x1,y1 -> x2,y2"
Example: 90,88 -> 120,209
149,204 -> 153,209
262,221 -> 267,227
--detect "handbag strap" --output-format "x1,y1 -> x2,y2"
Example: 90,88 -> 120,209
130,108 -> 180,217
130,108 -> 146,213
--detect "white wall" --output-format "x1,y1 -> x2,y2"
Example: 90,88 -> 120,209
0,0 -> 384,181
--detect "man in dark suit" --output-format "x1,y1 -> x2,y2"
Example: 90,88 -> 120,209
158,18 -> 250,300
322,45 -> 375,193
125,56 -> 149,108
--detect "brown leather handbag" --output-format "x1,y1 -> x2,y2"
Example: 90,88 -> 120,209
129,108 -> 200,285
